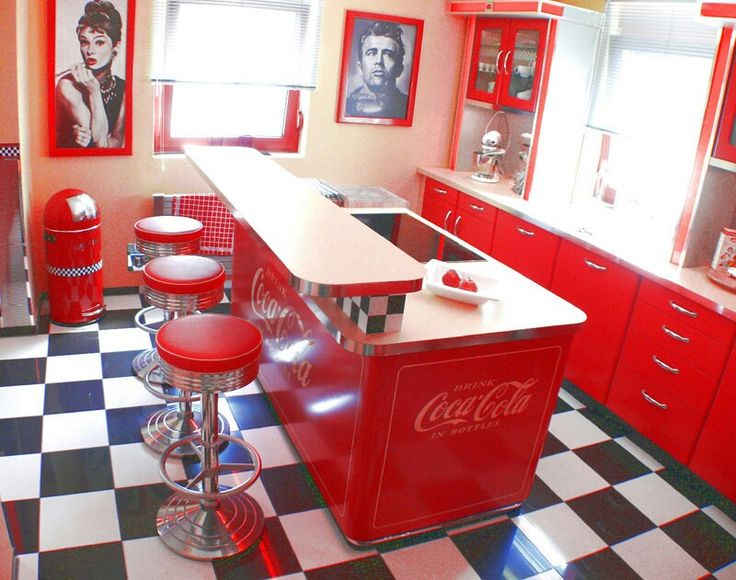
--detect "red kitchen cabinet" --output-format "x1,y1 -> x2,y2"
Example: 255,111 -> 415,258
421,178 -> 497,254
467,18 -> 548,113
690,345 -> 736,503
491,210 -> 560,288
713,46 -> 736,163
549,239 -> 640,403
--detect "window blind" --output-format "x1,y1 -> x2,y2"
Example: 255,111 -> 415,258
587,0 -> 718,136
151,0 -> 322,89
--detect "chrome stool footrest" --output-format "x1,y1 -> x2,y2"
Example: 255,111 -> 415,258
141,404 -> 230,457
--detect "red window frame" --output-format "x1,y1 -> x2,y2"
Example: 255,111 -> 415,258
153,84 -> 302,154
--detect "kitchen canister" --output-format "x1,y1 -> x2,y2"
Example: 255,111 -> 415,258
707,226 -> 736,290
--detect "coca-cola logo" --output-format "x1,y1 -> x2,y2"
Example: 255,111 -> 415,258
251,267 -> 313,387
414,378 -> 537,434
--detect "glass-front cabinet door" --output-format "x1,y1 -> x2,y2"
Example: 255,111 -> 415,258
503,20 -> 547,111
468,20 -> 506,102
714,52 -> 736,163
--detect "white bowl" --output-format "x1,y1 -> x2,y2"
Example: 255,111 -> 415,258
424,260 -> 499,306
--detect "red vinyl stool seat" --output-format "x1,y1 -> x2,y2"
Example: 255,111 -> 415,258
151,314 -> 264,561
134,216 -> 203,257
133,256 -> 227,457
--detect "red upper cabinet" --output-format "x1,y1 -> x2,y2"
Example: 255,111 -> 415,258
467,18 -> 548,112
713,44 -> 736,163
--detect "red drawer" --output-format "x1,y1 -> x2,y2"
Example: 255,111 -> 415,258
608,363 -> 704,464
423,178 -> 459,208
617,330 -> 718,417
629,300 -> 730,379
492,211 -> 561,288
638,278 -> 736,346
456,193 -> 497,226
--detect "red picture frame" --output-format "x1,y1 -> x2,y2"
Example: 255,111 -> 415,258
48,0 -> 135,156
336,10 -> 424,127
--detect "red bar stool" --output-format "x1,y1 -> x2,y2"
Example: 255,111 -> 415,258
134,215 -> 203,258
153,313 -> 264,560
137,255 -> 229,457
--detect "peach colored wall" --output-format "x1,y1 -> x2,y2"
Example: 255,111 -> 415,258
0,1 -> 18,142
17,0 -> 464,299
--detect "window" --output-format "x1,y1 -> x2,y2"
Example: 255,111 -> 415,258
151,0 -> 322,154
572,0 -> 718,248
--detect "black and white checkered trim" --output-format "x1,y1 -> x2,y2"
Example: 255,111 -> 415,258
335,294 -> 405,334
0,144 -> 20,158
47,260 -> 103,277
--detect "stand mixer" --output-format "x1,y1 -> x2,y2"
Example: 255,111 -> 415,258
471,111 -> 509,183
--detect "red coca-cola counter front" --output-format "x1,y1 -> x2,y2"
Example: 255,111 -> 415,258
187,146 -> 585,545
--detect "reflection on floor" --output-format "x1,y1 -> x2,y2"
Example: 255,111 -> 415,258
0,288 -> 735,579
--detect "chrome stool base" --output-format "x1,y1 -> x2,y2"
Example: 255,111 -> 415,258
141,404 -> 230,457
132,348 -> 162,382
157,487 -> 264,560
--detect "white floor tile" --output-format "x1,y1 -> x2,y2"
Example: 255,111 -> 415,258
44,353 -> 102,383
512,503 -> 607,567
614,473 -> 697,526
49,322 -> 99,335
535,451 -> 609,501
38,490 -> 120,551
103,376 -> 164,408
273,575 -> 306,580
0,335 -> 48,360
715,560 -> 736,579
382,536 -> 481,580
104,294 -> 143,311
42,410 -> 109,452
703,505 -> 736,538
110,442 -> 185,488
0,454 -> 41,500
557,388 -> 585,410
122,536 -> 216,580
527,571 -> 565,580
547,411 -> 610,450
217,397 -> 240,432
0,384 -> 44,418
612,528 -> 708,580
98,328 -> 153,353
614,437 -> 664,472
279,508 -> 373,570
238,425 -> 301,468
14,553 -> 38,580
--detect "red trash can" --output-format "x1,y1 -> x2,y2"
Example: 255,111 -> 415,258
44,189 -> 106,325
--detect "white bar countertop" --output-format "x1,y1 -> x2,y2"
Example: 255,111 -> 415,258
186,146 -> 586,354
418,166 -> 736,323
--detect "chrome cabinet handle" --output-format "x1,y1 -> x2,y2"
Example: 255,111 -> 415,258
662,325 -> 690,344
503,51 -> 511,75
641,389 -> 668,410
495,50 -> 503,74
652,355 -> 680,375
516,227 -> 535,237
433,187 -> 448,195
443,210 -> 452,230
453,214 -> 462,235
583,258 -> 607,272
469,203 -> 485,212
669,300 -> 697,318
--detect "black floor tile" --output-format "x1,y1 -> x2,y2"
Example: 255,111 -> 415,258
47,331 -> 99,356
38,541 -> 127,580
40,447 -> 114,497
305,555 -> 394,579
518,476 -> 562,515
227,393 -> 280,430
574,440 -> 652,486
541,432 -> 568,458
101,350 -> 141,379
106,405 -> 163,445
659,465 -> 724,509
212,517 -> 302,579
115,483 -> 173,541
0,416 -> 43,456
97,309 -> 139,330
0,357 -> 46,387
44,380 -> 105,414
566,487 -> 655,545
2,499 -> 39,554
577,406 -> 633,440
559,547 -> 640,580
259,464 -> 326,516
661,510 -> 736,572
452,518 -> 553,579
554,397 -> 574,414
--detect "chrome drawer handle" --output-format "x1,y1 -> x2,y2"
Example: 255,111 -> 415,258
503,51 -> 511,76
583,258 -> 607,272
662,325 -> 690,344
516,227 -> 535,237
453,214 -> 462,235
652,355 -> 680,375
443,210 -> 452,230
469,203 -> 485,212
434,187 -> 448,195
641,389 -> 668,410
669,300 -> 697,318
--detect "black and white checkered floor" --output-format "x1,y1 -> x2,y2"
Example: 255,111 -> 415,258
1,288 -> 735,579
